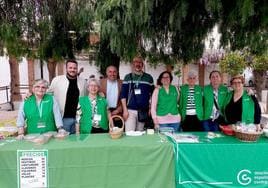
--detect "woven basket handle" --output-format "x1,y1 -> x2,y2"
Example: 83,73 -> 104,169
109,115 -> 125,132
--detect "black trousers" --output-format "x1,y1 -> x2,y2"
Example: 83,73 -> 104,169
91,127 -> 108,134
181,115 -> 203,132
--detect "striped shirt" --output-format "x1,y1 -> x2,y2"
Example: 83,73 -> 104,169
186,87 -> 196,115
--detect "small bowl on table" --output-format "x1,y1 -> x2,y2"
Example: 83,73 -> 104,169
263,128 -> 268,138
219,125 -> 234,136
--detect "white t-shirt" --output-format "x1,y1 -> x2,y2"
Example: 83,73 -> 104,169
106,80 -> 118,108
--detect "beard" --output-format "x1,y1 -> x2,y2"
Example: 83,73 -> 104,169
67,72 -> 77,79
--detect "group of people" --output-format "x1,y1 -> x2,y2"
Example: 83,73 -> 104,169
16,56 -> 262,136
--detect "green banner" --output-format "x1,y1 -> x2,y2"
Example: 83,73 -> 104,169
169,133 -> 268,188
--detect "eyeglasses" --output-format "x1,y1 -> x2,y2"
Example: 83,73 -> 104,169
133,61 -> 143,64
34,86 -> 47,89
88,84 -> 98,87
232,81 -> 242,84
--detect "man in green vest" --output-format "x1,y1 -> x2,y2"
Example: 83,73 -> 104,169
203,70 -> 228,131
17,79 -> 64,137
179,71 -> 203,131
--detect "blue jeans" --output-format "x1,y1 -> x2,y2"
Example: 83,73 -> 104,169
159,122 -> 180,132
63,118 -> 76,134
202,119 -> 219,132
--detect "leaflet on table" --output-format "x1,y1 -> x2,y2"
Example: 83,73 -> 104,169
165,133 -> 199,143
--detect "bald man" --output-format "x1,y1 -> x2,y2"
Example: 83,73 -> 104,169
100,65 -> 123,117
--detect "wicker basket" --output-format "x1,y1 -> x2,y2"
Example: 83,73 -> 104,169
109,115 -> 124,139
234,128 -> 263,142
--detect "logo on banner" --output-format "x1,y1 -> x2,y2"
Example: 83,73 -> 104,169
237,169 -> 252,185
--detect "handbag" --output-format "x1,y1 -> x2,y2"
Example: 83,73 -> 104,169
137,108 -> 149,122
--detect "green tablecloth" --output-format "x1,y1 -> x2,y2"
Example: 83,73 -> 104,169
169,132 -> 268,188
0,134 -> 175,188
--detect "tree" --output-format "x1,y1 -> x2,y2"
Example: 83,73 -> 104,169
96,0 -> 267,96
219,0 -> 268,55
96,1 -> 267,62
219,0 -> 268,99
0,0 -> 95,109
1,0 -> 95,81
39,0 -> 94,82
0,1 -> 27,108
95,0 -> 220,65
1,0 -> 267,98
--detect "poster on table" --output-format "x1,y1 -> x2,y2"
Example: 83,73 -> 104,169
17,150 -> 48,188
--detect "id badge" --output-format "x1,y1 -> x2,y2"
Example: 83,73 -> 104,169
134,89 -> 141,95
93,114 -> 102,121
37,121 -> 46,128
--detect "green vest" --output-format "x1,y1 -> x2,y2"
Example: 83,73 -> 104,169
203,84 -> 228,120
157,85 -> 179,116
224,91 -> 255,124
179,84 -> 203,121
24,94 -> 56,134
79,95 -> 108,134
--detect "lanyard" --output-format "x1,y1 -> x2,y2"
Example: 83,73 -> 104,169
37,100 -> 43,118
132,73 -> 143,88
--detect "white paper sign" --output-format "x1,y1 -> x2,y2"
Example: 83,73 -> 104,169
17,150 -> 48,188
134,89 -> 141,95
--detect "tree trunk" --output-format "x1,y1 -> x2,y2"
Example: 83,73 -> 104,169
253,70 -> 266,100
27,58 -> 35,91
47,58 -> 57,83
182,64 -> 189,84
266,93 -> 268,114
57,61 -> 64,75
198,63 -> 205,86
9,57 -> 21,109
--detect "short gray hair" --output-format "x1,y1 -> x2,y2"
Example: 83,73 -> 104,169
187,71 -> 197,78
33,79 -> 49,88
87,78 -> 100,87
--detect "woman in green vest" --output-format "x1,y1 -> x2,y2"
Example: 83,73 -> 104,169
16,79 -> 64,136
178,71 -> 203,131
223,75 -> 261,128
151,71 -> 181,132
76,78 -> 112,134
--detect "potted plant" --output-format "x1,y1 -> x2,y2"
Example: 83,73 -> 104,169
219,51 -> 246,77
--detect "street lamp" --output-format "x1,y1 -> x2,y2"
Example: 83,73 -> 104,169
68,30 -> 76,52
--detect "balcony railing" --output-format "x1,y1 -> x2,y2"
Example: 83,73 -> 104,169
0,84 -> 29,110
